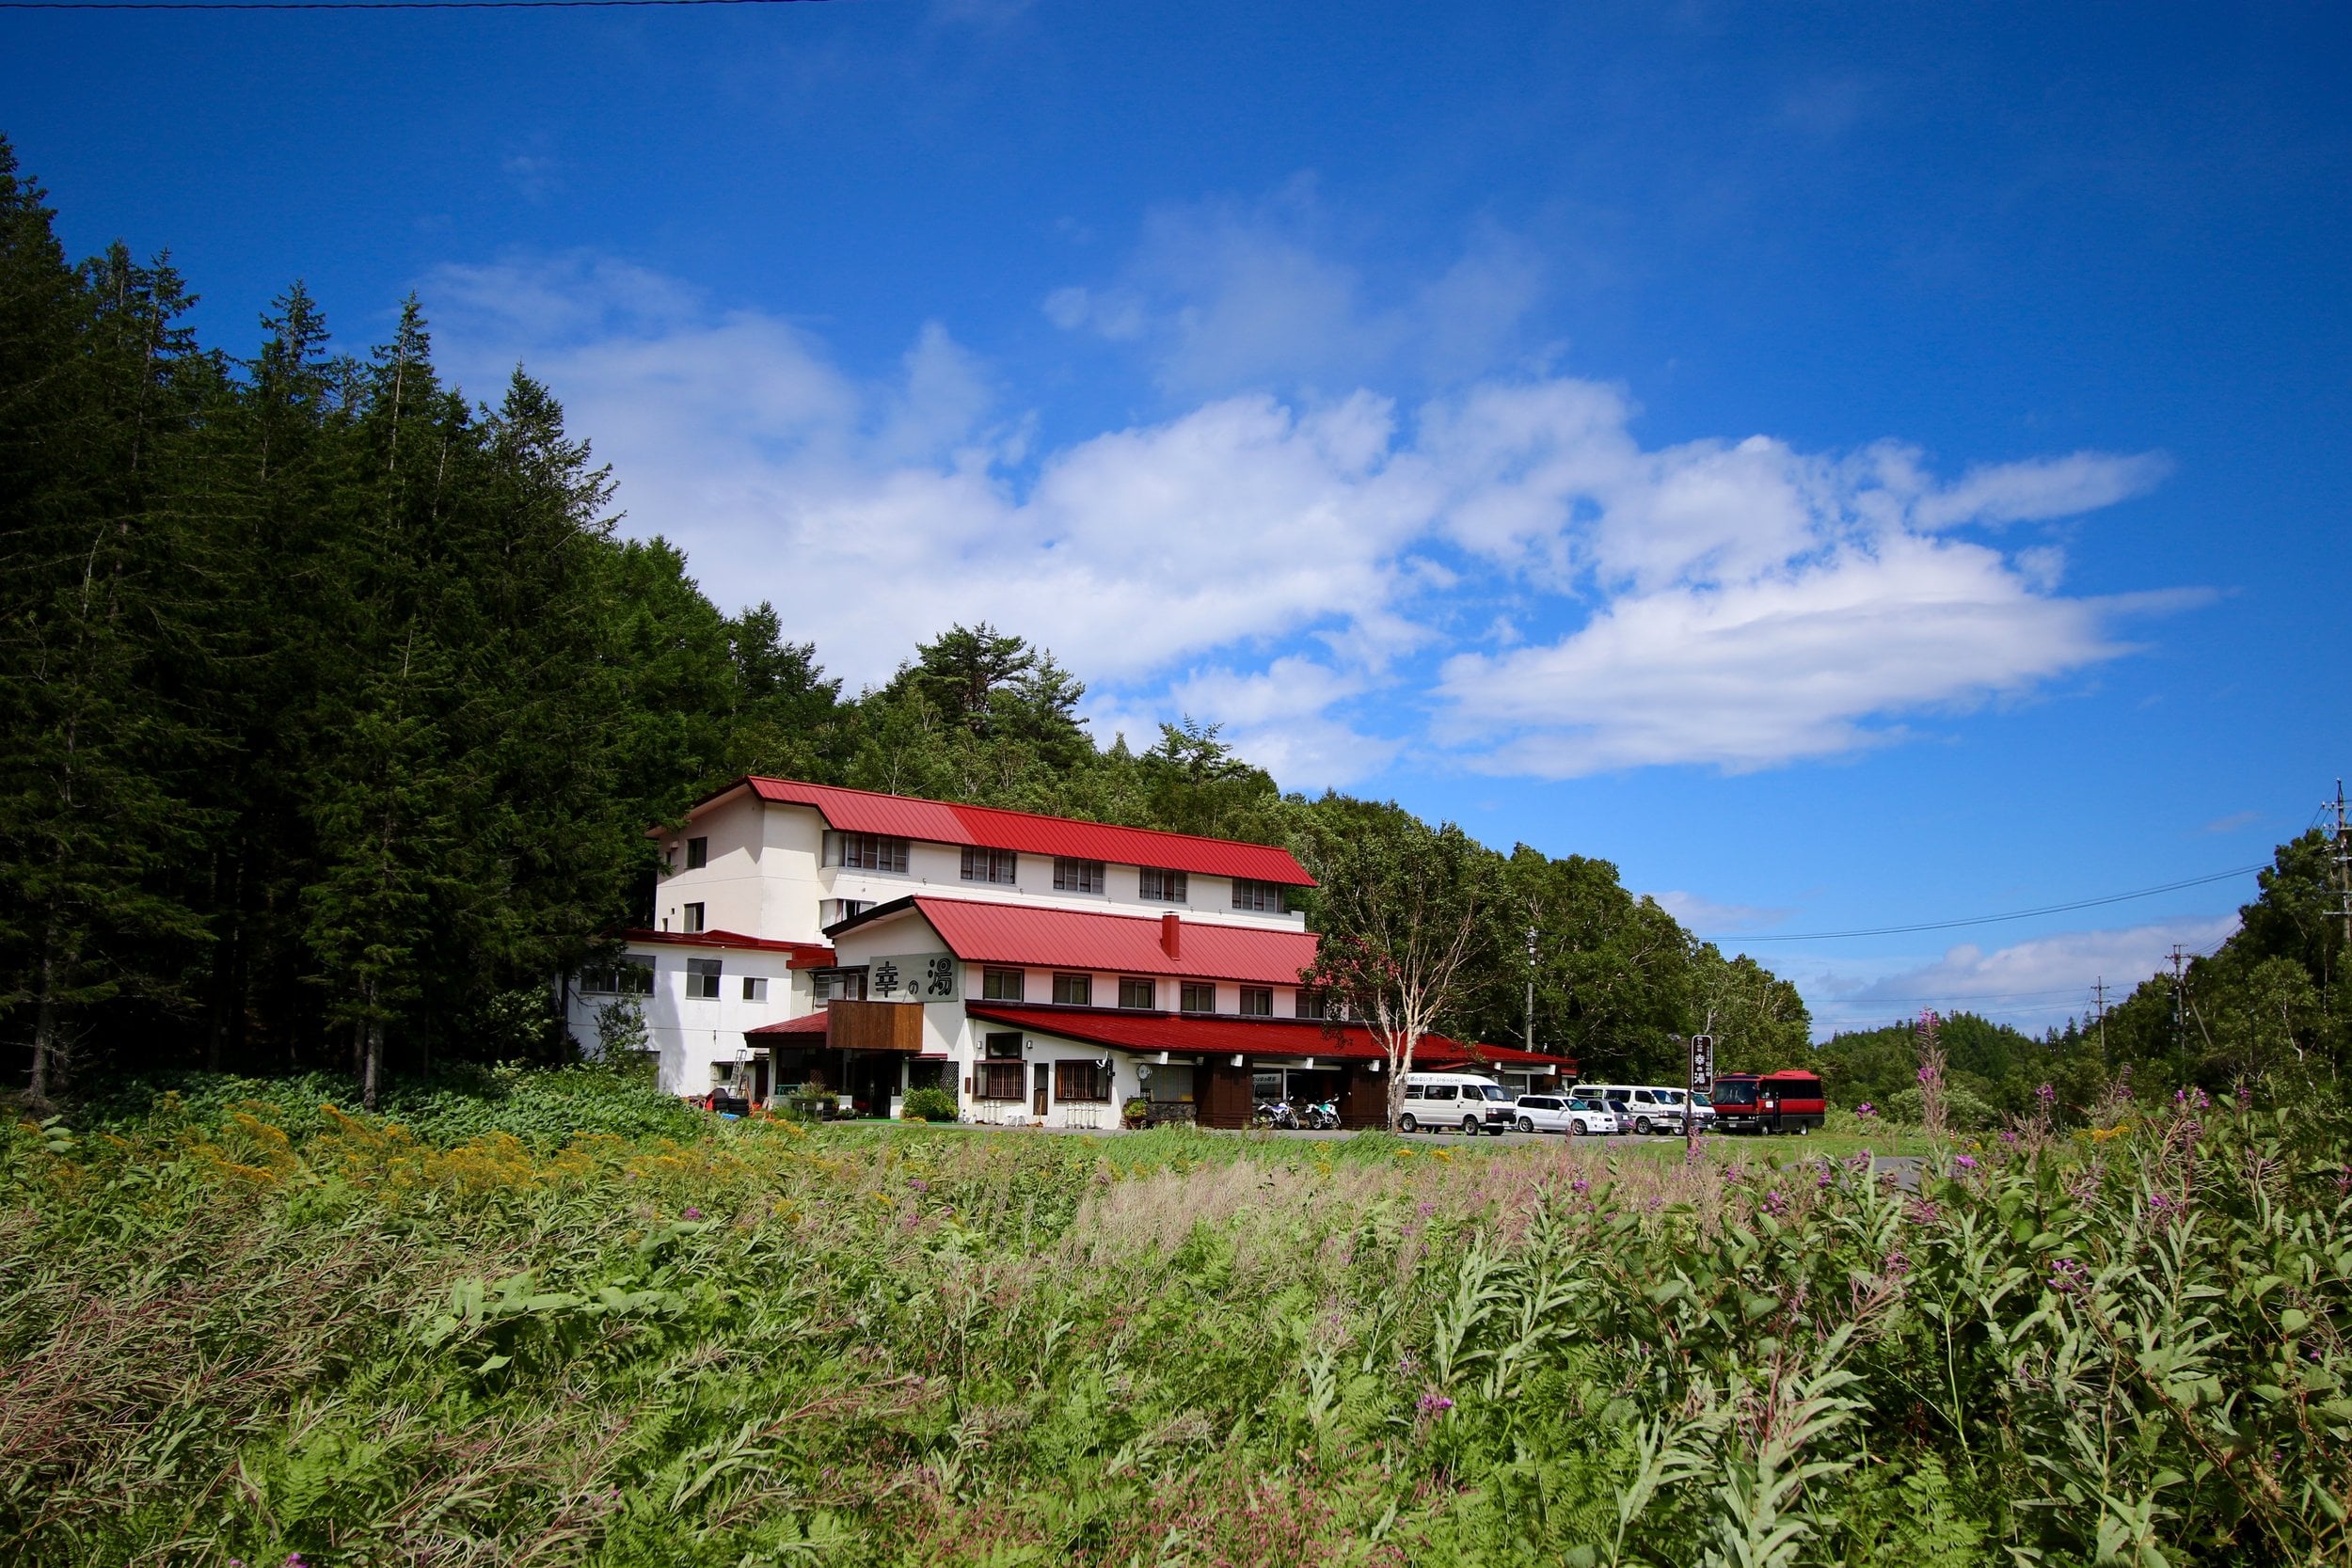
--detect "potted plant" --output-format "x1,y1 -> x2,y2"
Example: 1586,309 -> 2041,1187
1121,1096 -> 1152,1130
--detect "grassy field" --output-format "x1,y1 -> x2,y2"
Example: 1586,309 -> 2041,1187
4,1070 -> 2346,1566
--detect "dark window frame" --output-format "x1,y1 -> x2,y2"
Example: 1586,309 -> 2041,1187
1053,857 -> 1105,894
1117,976 -> 1156,1010
832,832 -> 911,874
981,967 -> 1026,1002
1139,867 -> 1190,904
1051,972 -> 1093,1006
1179,981 -> 1216,1014
1238,986 -> 1273,1017
685,836 -> 709,870
681,902 -> 707,934
1053,1060 -> 1111,1102
960,847 -> 1019,885
1231,878 -> 1285,913
686,958 -> 723,1000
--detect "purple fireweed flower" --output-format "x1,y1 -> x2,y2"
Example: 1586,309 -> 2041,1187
2150,1191 -> 2176,1215
1854,1102 -> 1876,1119
2048,1258 -> 2089,1295
1817,1164 -> 1835,1190
1999,1130 -> 2019,1147
2237,1084 -> 2253,1110
2036,1083 -> 2057,1108
908,1179 -> 929,1192
1916,1065 -> 1940,1085
1762,1188 -> 1788,1217
2336,1171 -> 2351,1196
682,1207 -> 703,1220
1954,1154 -> 1979,1170
1417,1392 -> 1455,1417
1417,1201 -> 1438,1218
1882,1248 -> 1910,1278
1570,1176 -> 1591,1196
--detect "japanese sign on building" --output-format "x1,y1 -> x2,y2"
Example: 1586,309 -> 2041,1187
868,953 -> 961,1003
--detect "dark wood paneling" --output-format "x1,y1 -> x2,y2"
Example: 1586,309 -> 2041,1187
825,1000 -> 924,1054
1198,1059 -> 1255,1129
1337,1065 -> 1390,1131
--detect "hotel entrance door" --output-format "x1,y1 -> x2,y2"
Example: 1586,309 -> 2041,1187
1032,1065 -> 1049,1118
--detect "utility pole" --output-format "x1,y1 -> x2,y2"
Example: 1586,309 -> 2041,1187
2090,975 -> 2109,1071
2169,944 -> 2189,1059
2330,780 -> 2351,953
1524,925 -> 1538,1054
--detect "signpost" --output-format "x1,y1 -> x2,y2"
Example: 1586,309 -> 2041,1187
1687,1033 -> 1714,1154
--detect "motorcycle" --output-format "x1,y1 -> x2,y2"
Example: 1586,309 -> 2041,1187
1253,1099 -> 1302,1130
1304,1098 -> 1340,1130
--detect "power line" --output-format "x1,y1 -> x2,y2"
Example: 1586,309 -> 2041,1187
2,0 -> 821,9
1729,863 -> 2265,942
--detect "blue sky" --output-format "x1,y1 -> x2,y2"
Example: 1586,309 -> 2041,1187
8,1 -> 2348,1036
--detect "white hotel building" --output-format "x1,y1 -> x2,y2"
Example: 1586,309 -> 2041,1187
562,777 -> 1573,1128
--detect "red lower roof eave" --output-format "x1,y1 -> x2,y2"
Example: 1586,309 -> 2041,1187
745,1013 -> 831,1037
962,1004 -> 1573,1071
913,896 -> 1318,986
622,928 -> 836,967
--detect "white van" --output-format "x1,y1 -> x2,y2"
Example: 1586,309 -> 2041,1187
1399,1072 -> 1514,1135
1581,1083 -> 1714,1136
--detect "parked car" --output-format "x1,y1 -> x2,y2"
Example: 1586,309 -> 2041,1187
1707,1071 -> 1828,1134
1514,1093 -> 1619,1135
1398,1072 -> 1514,1134
1580,1083 -> 1713,1136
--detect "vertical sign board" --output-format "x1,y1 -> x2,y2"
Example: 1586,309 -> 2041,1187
1687,1034 -> 1714,1144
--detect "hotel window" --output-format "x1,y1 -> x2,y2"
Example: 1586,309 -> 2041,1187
961,847 -> 1018,885
686,958 -> 723,1000
1118,976 -> 1156,1010
1239,987 -> 1273,1017
829,832 -> 909,874
1052,973 -> 1093,1006
1295,989 -> 1328,1020
978,1033 -> 1026,1101
681,902 -> 707,934
813,969 -> 866,1004
981,967 -> 1026,1002
580,956 -> 654,996
1053,857 -> 1104,894
1139,867 -> 1188,904
685,836 -> 708,870
741,976 -> 768,1002
1179,981 -> 1216,1013
819,898 -> 873,927
1231,879 -> 1285,913
1054,1060 -> 1111,1102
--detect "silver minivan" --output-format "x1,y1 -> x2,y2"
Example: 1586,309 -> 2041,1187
1580,1083 -> 1713,1136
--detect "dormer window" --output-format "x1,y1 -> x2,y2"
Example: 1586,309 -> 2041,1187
1231,879 -> 1285,913
1140,867 -> 1188,904
961,847 -> 1018,885
828,832 -> 909,874
1052,858 -> 1104,895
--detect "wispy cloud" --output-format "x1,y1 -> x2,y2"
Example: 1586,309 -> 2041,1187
1649,890 -> 1795,933
424,240 -> 2185,791
1801,914 -> 2241,1037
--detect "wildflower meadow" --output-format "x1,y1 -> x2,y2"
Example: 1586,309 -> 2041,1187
4,1070 -> 2349,1566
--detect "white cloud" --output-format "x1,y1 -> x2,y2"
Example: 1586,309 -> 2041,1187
1802,914 -> 2241,1036
425,251 -> 2183,786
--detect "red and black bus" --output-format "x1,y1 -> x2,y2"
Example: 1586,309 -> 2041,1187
1708,1070 -> 1828,1134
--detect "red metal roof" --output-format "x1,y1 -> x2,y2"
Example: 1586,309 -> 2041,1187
624,928 -> 834,964
964,1005 -> 1576,1072
872,896 -> 1319,986
723,777 -> 1314,886
744,1012 -> 831,1037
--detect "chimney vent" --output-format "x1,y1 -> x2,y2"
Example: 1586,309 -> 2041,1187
1161,911 -> 1182,958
